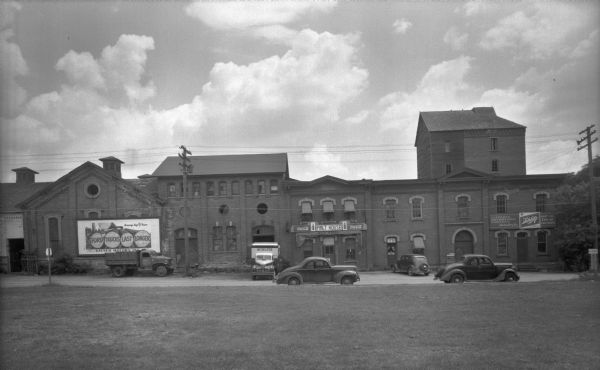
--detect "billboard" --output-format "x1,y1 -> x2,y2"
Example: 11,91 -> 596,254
77,219 -> 160,256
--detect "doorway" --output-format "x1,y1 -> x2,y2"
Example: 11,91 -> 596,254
252,225 -> 274,243
516,232 -> 529,263
8,239 -> 24,272
175,228 -> 198,267
454,230 -> 474,260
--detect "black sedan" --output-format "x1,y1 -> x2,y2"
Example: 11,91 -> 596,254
275,257 -> 360,285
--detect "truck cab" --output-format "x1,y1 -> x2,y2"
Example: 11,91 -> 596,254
249,242 -> 280,280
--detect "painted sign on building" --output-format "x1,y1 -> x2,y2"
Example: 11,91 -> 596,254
290,221 -> 368,233
490,213 -> 556,229
77,219 -> 160,255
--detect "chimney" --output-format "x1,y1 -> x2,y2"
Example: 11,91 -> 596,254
12,167 -> 38,185
99,156 -> 124,178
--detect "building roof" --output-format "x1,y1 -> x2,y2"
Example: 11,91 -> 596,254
419,107 -> 526,132
0,182 -> 50,213
151,153 -> 289,177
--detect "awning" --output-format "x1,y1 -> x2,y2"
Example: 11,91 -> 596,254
344,200 -> 355,212
301,202 -> 312,214
413,236 -> 425,249
323,201 -> 334,213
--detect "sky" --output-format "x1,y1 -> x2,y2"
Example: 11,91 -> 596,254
1,0 -> 599,183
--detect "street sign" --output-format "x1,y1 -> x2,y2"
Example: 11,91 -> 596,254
589,248 -> 598,255
45,248 -> 52,257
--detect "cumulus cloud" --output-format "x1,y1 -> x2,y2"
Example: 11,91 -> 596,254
392,18 -> 412,34
443,27 -> 468,51
302,144 -> 350,180
0,2 -> 28,118
185,1 -> 336,30
480,3 -> 593,59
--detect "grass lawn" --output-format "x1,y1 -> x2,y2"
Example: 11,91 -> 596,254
1,281 -> 599,369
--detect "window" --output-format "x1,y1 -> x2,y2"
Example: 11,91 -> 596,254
86,183 -> 100,198
302,238 -> 314,258
301,201 -> 313,222
343,198 -> 356,220
212,226 -> 223,251
457,195 -> 469,218
168,183 -> 176,197
231,181 -> 240,195
322,200 -> 334,214
226,225 -> 237,251
496,231 -> 509,256
206,181 -> 215,196
218,181 -> 227,196
445,163 -> 452,174
258,180 -> 266,195
445,141 -> 451,153
535,193 -> 548,212
257,203 -> 268,214
412,235 -> 425,253
492,159 -> 499,172
192,182 -> 201,197
245,180 -> 253,195
47,216 -> 61,251
270,180 -> 279,195
88,211 -> 99,219
537,231 -> 548,254
496,194 -> 507,213
490,137 -> 498,151
384,198 -> 397,219
410,196 -> 423,219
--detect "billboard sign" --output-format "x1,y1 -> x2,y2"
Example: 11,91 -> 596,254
490,213 -> 556,229
77,219 -> 160,256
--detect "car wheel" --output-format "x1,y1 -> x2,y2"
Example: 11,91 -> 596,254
450,274 -> 465,283
155,265 -> 168,277
287,277 -> 300,285
341,276 -> 354,285
392,264 -> 397,273
504,272 -> 518,282
111,266 -> 127,277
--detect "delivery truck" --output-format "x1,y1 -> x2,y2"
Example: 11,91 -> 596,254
104,249 -> 174,277
249,242 -> 280,280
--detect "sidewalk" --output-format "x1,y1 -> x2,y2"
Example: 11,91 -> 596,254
0,271 -> 580,288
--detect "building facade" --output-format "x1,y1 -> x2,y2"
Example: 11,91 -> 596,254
0,107 -> 567,272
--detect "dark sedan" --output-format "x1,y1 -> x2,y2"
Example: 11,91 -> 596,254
434,254 -> 519,283
275,257 -> 360,285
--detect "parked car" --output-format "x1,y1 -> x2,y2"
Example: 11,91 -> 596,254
392,254 -> 430,276
275,257 -> 360,285
434,254 -> 519,283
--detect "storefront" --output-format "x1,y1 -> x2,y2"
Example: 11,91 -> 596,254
290,221 -> 367,267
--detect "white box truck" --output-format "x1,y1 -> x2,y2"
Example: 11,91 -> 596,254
249,242 -> 280,280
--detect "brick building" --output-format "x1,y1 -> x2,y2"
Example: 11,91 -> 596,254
0,107 -> 567,272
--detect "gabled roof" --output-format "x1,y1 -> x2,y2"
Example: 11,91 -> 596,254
151,153 -> 289,177
439,167 -> 491,181
16,161 -> 163,209
419,107 -> 525,132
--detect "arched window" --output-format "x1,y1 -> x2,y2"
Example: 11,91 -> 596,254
534,192 -> 549,213
409,196 -> 424,219
494,193 -> 509,214
495,231 -> 509,256
384,197 -> 398,220
456,194 -> 470,219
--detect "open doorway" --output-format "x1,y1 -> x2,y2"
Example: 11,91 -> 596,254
8,239 -> 24,272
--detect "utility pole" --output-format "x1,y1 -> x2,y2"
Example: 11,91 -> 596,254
577,125 -> 598,272
179,145 -> 193,275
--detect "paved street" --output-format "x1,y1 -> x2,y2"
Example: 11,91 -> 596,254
0,270 -> 579,288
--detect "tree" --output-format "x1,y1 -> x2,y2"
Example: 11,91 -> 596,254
552,156 -> 600,271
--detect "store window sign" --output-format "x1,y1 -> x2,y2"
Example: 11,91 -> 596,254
311,221 -> 348,232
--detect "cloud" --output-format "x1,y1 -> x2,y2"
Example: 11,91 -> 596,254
480,3 -> 592,59
302,144 -> 350,180
185,1 -> 336,30
392,18 -> 412,35
0,2 -> 28,118
443,27 -> 468,51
